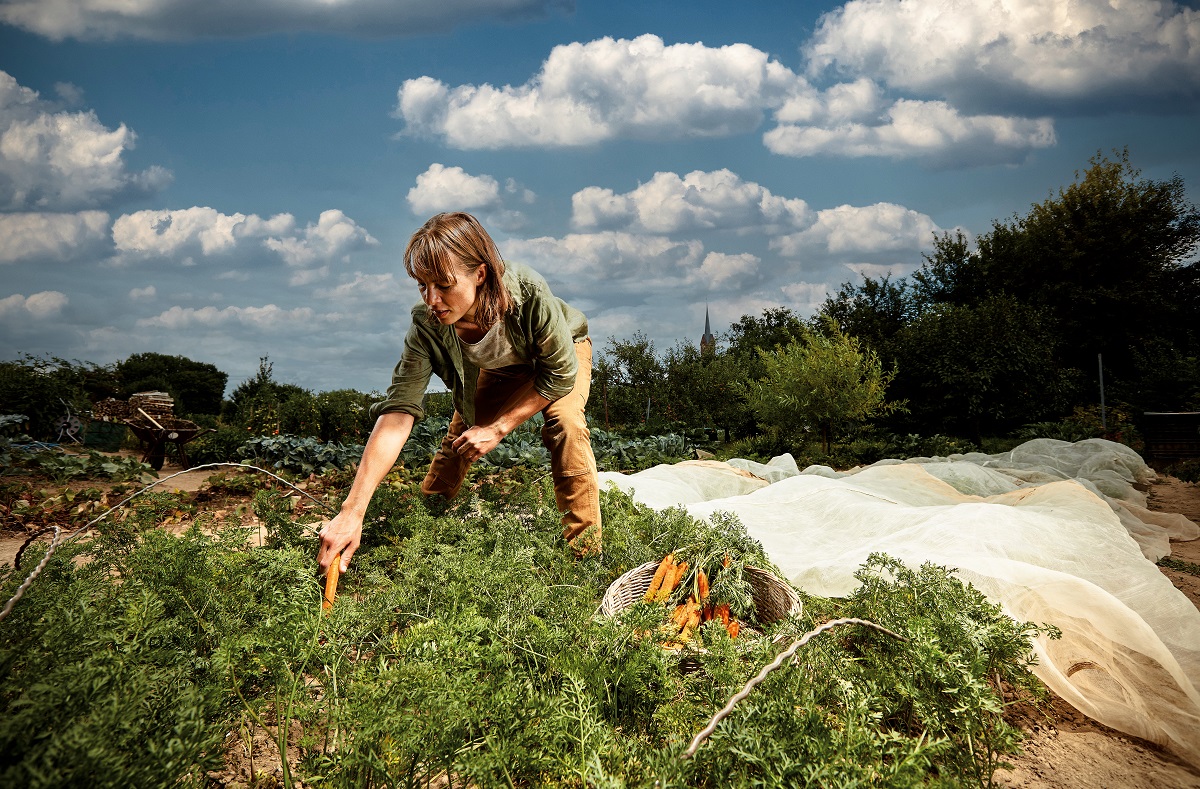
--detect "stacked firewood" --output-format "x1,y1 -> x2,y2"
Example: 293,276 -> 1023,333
92,398 -> 133,421
128,391 -> 175,421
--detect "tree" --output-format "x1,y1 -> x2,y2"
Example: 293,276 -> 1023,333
818,149 -> 1200,431
0,355 -> 118,438
894,295 -> 1075,443
820,275 -> 912,363
909,231 -> 989,312
657,340 -> 754,439
225,356 -> 317,436
315,389 -> 377,442
588,333 -> 665,429
742,320 -> 904,452
699,349 -> 755,442
726,308 -> 808,361
659,341 -> 710,427
977,150 -> 1200,380
117,352 -> 228,415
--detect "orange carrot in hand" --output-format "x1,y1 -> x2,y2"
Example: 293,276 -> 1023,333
323,553 -> 341,611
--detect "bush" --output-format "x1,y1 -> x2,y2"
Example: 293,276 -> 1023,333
187,426 -> 253,466
1014,403 -> 1142,450
741,320 -> 903,453
0,355 -> 117,439
316,389 -> 376,443
1163,459 -> 1200,484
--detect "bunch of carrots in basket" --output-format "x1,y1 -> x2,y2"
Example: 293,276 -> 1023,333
644,553 -> 742,648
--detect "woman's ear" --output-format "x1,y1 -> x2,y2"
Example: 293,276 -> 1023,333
474,263 -> 488,285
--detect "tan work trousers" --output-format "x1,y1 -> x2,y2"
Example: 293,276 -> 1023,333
420,338 -> 601,554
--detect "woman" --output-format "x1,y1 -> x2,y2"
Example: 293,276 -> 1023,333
318,212 -> 600,574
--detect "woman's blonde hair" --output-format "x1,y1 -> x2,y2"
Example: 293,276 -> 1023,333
404,212 -> 511,330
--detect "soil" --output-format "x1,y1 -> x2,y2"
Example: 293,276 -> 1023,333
3,457 -> 1200,786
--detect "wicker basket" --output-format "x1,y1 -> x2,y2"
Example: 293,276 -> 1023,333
600,560 -> 801,625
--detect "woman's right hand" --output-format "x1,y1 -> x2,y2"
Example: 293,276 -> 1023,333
316,412 -> 416,575
318,510 -> 363,575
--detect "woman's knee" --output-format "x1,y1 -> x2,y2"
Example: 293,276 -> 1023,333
542,415 -> 593,475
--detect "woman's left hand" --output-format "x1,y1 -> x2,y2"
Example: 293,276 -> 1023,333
451,425 -> 505,462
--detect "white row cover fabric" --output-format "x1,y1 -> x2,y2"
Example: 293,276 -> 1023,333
598,439 -> 1200,764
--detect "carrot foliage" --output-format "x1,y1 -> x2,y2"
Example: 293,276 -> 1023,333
0,466 -> 1049,787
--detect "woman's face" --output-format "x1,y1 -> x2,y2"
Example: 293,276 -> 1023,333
417,260 -> 487,326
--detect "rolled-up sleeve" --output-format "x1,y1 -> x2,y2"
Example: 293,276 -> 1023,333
527,287 -> 578,403
370,322 -> 433,420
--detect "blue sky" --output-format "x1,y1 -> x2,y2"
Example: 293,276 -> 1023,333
2,0 -> 1199,396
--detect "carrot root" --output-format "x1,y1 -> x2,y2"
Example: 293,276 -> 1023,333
323,554 -> 341,611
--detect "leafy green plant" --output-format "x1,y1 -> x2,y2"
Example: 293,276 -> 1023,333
873,429 -> 984,460
1013,403 -> 1144,454
6,448 -> 154,483
1158,556 -> 1200,576
590,427 -> 694,471
1,483 -> 111,533
1,467 -> 1052,788
240,435 -> 366,476
0,415 -> 31,467
1162,458 -> 1200,484
187,425 -> 253,465
742,318 -> 906,453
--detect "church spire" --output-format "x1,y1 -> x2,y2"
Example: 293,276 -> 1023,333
700,305 -> 716,353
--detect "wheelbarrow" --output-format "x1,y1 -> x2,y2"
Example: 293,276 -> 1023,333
124,412 -> 206,470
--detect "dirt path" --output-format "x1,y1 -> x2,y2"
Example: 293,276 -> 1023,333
995,474 -> 1200,789
0,462 -> 221,567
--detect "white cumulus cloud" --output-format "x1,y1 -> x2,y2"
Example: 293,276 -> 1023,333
315,272 -> 410,306
772,202 -> 942,258
129,285 -> 156,300
136,303 -> 325,331
695,252 -> 760,288
395,34 -> 799,148
393,35 -> 1059,163
506,231 -> 705,300
0,71 -> 171,210
806,0 -> 1200,108
405,164 -> 535,229
766,98 -> 1056,165
407,163 -> 502,214
781,282 -> 830,313
0,290 -> 68,319
0,0 -> 570,41
0,210 -> 109,263
572,169 -> 810,233
112,206 -> 293,257
112,206 -> 375,281
263,209 -> 378,267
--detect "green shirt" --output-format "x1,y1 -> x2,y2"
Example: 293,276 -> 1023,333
371,261 -> 589,426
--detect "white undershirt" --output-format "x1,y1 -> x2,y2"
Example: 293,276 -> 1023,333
458,320 -> 524,369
